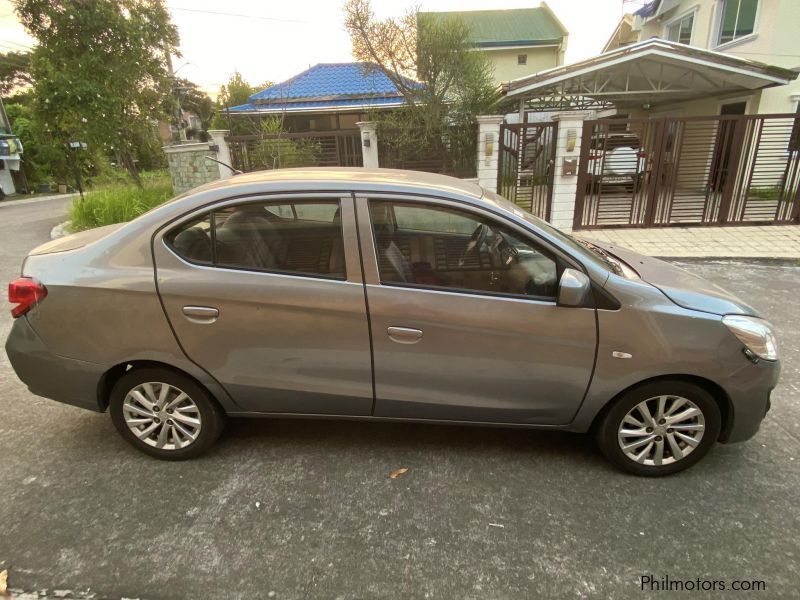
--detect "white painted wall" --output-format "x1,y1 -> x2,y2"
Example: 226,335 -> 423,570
627,0 -> 800,114
0,162 -> 15,195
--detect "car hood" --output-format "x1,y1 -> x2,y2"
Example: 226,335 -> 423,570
28,223 -> 126,256
586,240 -> 759,316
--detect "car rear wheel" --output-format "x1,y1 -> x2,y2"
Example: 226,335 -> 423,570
595,381 -> 721,476
109,368 -> 224,460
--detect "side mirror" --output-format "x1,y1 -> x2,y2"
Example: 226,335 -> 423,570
558,268 -> 592,307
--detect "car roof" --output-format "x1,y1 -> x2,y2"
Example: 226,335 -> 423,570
188,167 -> 485,200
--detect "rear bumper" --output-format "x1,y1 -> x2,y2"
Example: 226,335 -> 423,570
5,317 -> 106,412
720,358 -> 780,444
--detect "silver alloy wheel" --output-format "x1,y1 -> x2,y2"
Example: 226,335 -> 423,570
617,395 -> 705,466
122,382 -> 202,450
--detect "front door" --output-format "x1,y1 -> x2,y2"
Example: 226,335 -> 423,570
356,196 -> 597,425
153,194 -> 373,415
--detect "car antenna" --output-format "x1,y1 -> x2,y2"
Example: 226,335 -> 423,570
205,155 -> 243,175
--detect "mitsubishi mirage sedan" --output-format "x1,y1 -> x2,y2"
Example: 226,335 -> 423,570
5,168 -> 779,476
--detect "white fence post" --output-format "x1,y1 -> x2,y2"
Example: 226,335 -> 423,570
357,121 -> 379,168
476,115 -> 504,192
550,111 -> 592,232
207,130 -> 234,178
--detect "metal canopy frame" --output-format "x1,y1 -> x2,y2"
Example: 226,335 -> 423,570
503,39 -> 798,111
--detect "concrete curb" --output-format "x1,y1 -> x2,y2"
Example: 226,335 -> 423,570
662,256 -> 800,265
50,221 -> 72,240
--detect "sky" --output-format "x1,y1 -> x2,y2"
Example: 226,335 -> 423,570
0,0 -> 640,99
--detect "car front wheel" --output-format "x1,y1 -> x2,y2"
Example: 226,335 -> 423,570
595,381 -> 721,476
109,367 -> 224,460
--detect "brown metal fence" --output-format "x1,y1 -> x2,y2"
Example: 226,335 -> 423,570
226,130 -> 362,172
574,114 -> 800,229
497,121 -> 558,220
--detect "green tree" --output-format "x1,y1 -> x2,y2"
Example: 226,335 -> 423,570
14,0 -> 180,186
5,101 -> 70,186
210,70 -> 271,133
344,0 -> 498,175
253,117 -> 320,170
0,50 -> 33,95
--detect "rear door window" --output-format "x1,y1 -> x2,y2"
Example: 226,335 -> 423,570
166,199 -> 345,279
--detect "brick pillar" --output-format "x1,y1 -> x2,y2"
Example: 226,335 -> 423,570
550,111 -> 592,232
476,115 -> 504,191
357,121 -> 379,168
162,142 -> 220,194
207,130 -> 234,179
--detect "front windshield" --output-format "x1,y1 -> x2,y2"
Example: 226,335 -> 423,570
481,188 -> 619,273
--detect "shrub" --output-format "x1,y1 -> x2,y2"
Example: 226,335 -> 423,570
69,173 -> 173,232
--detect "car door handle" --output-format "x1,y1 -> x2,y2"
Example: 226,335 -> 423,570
182,305 -> 219,324
387,326 -> 423,344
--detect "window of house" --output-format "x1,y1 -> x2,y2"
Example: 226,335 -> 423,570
337,113 -> 362,129
166,200 -> 345,279
666,12 -> 694,44
369,200 -> 558,300
717,0 -> 758,46
517,54 -> 528,65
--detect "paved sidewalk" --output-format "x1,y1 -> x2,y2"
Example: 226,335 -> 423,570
578,225 -> 800,259
0,192 -> 78,209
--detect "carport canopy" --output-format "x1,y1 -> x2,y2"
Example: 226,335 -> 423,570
502,39 -> 798,111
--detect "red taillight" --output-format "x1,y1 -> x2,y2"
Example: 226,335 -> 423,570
8,277 -> 47,318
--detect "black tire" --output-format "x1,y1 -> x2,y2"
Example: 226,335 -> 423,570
595,381 -> 721,477
109,367 -> 224,460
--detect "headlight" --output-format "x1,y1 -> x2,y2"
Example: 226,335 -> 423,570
722,315 -> 779,361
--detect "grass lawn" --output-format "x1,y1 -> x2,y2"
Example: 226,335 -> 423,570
69,171 -> 174,232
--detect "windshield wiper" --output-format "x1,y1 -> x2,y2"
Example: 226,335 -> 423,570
576,239 -> 623,275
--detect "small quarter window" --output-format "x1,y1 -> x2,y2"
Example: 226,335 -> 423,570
165,215 -> 213,264
517,54 -> 527,65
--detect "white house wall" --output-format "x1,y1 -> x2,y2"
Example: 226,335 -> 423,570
634,0 -> 800,114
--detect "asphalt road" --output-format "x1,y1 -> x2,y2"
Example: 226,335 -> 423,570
1,197 -> 798,599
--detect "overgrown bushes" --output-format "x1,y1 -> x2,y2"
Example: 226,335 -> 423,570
69,171 -> 173,232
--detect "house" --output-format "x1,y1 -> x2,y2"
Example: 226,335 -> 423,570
603,0 -> 800,115
0,101 -> 24,197
226,62 -> 411,132
420,3 -> 568,86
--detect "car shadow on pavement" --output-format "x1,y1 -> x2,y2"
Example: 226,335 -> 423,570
219,416 -> 607,466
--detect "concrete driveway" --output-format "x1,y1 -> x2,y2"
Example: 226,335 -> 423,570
1,197 -> 798,599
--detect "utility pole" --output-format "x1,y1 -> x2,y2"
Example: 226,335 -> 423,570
166,54 -> 187,142
68,141 -> 87,200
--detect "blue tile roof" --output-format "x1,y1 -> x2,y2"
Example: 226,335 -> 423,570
228,63 -> 416,115
228,95 -> 406,114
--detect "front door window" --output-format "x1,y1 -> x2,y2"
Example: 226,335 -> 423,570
369,200 -> 559,301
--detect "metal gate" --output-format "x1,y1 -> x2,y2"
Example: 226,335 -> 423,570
497,121 -> 558,220
574,114 -> 800,229
226,131 -> 363,173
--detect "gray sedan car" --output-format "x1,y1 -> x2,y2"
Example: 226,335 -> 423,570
5,168 -> 779,475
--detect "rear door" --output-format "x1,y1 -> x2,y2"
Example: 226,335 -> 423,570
153,194 -> 373,415
355,195 -> 597,425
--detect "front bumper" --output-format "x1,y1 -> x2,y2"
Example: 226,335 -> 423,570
720,357 -> 780,444
5,316 -> 107,412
